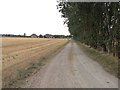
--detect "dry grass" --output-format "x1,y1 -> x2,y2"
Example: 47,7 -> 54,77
2,37 -> 68,87
77,41 -> 118,78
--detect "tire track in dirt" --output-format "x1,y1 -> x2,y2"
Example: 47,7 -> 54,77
22,41 -> 118,88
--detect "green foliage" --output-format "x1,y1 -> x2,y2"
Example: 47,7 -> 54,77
57,2 -> 120,58
39,34 -> 43,38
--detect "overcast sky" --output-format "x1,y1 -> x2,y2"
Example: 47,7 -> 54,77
0,0 -> 70,36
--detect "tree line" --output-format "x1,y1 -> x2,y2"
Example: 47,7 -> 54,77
1,34 -> 71,38
57,2 -> 120,59
38,34 -> 71,38
1,34 -> 31,38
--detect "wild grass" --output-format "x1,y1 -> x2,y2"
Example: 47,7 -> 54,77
5,57 -> 46,88
77,41 -> 118,78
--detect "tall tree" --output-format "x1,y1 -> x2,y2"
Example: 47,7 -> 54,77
57,2 -> 120,58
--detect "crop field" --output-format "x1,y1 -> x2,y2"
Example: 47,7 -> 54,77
2,37 -> 68,87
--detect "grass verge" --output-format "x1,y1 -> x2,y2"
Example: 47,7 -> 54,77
76,41 -> 118,78
8,57 -> 46,88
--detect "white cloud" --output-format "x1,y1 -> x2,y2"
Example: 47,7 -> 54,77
0,0 -> 70,36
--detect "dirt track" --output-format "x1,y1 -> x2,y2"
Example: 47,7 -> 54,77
22,41 -> 118,88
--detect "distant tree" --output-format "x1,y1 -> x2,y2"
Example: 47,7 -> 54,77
24,33 -> 26,37
53,35 -> 65,38
39,34 -> 43,38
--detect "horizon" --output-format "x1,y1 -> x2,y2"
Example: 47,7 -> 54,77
0,33 -> 70,36
0,0 -> 70,36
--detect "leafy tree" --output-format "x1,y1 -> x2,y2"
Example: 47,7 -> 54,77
57,2 -> 120,58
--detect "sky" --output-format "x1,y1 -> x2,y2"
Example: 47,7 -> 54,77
0,0 -> 70,36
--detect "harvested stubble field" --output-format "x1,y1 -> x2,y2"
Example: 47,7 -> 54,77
2,37 -> 68,87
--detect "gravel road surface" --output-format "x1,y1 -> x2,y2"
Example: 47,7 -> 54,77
22,41 -> 118,88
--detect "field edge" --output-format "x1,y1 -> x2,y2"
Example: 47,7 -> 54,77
76,41 -> 118,78
2,39 -> 69,88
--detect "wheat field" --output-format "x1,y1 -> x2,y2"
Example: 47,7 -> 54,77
2,37 -> 68,87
